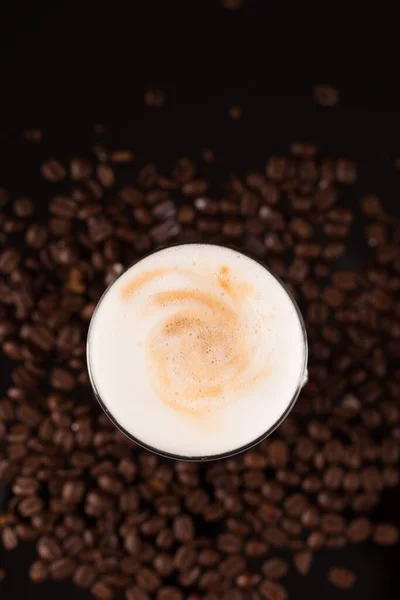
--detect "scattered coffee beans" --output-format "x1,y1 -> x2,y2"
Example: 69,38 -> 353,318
0,124 -> 399,599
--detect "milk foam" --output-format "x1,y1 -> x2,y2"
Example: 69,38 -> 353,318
87,244 -> 306,457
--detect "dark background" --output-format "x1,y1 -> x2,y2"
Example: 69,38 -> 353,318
1,1 -> 400,599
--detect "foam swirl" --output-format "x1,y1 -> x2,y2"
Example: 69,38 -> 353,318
120,265 -> 268,415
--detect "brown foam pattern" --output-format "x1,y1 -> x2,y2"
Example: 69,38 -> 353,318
120,265 -> 268,416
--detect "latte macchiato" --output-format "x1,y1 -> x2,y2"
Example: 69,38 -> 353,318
87,244 -> 307,458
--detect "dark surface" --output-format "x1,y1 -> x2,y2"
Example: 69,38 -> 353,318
1,2 -> 400,599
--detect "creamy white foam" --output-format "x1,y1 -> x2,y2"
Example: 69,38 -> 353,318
87,244 -> 306,458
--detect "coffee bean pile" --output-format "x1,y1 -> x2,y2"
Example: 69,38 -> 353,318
0,132 -> 399,599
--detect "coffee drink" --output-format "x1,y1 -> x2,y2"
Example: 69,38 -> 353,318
87,244 -> 307,458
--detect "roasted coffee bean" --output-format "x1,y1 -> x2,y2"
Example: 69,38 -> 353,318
97,164 -> 115,188
2,526 -> 18,550
70,157 -> 92,181
262,558 -> 288,580
300,506 -> 320,529
217,533 -> 242,554
145,88 -> 166,108
50,368 -> 76,391
41,159 -> 66,182
222,0 -> 244,9
173,514 -> 195,542
49,557 -> 76,580
198,549 -> 220,567
174,545 -> 197,571
372,524 -> 399,545
27,558 -> 49,584
136,567 -> 161,593
312,85 -> 339,107
63,535 -> 84,556
126,587 -> 151,600
307,531 -> 325,550
110,149 -> 134,163
153,553 -> 174,577
14,522 -> 36,542
19,496 -> 44,517
37,536 -> 62,561
91,581 -> 114,600
0,249 -> 20,273
328,566 -> 356,589
263,528 -> 287,548
13,196 -> 34,218
293,551 -> 312,575
26,224 -> 48,248
220,555 -> 245,578
259,579 -> 287,600
284,494 -> 308,517
50,196 -> 77,218
245,539 -> 268,558
182,179 -> 208,196
321,514 -> 344,535
267,440 -> 288,468
150,221 -> 180,244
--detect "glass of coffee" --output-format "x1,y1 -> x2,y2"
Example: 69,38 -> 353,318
87,243 -> 308,461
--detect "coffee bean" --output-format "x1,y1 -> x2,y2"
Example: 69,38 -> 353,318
222,0 -> 244,8
198,549 -> 220,567
360,193 -> 382,216
19,496 -> 44,517
373,524 -> 399,545
217,533 -> 242,554
328,566 -> 356,589
144,88 -> 166,108
62,534 -> 84,556
321,514 -> 344,535
259,579 -> 287,600
307,531 -> 325,550
2,526 -> 18,550
262,558 -> 288,580
284,494 -> 308,517
312,85 -> 339,107
29,560 -> 48,583
49,196 -> 77,219
150,221 -> 180,244
156,587 -> 183,600
267,440 -> 288,468
126,587 -> 150,600
182,179 -> 208,197
0,248 -> 20,273
245,539 -> 268,558
293,551 -> 312,575
347,517 -> 372,543
50,368 -> 76,391
49,557 -> 76,580
13,196 -> 34,218
91,581 -> 114,600
109,149 -> 134,163
41,159 -> 66,182
219,555 -> 245,578
152,553 -> 174,577
37,536 -> 62,561
174,545 -> 197,571
263,528 -> 287,548
70,157 -> 92,181
97,164 -> 115,188
136,567 -> 161,592
172,515 -> 195,542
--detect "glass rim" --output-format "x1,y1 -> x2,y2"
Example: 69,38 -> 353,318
86,241 -> 308,462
